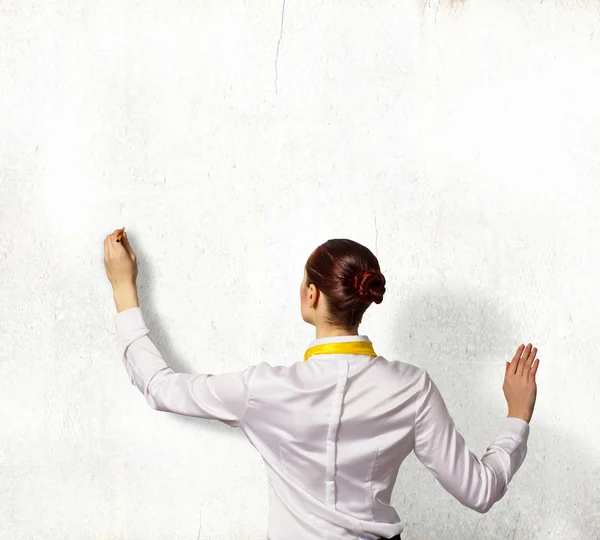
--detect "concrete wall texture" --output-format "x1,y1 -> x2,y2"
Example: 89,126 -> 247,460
1,1 -> 599,539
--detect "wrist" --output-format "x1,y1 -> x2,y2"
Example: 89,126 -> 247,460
113,284 -> 139,313
507,411 -> 531,423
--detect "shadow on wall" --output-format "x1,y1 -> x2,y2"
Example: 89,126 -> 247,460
129,238 -> 598,540
387,288 -> 598,540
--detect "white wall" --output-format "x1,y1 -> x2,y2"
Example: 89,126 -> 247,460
1,1 -> 599,538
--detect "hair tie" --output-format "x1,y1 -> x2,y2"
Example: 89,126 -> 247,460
354,269 -> 380,300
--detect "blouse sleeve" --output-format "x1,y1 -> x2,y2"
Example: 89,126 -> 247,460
115,307 -> 258,428
413,369 -> 530,513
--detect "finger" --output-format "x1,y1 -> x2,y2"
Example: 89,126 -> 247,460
529,358 -> 540,382
523,346 -> 537,373
518,344 -> 532,376
120,232 -> 135,259
108,228 -> 125,245
106,229 -> 126,252
520,345 -> 536,376
509,344 -> 524,375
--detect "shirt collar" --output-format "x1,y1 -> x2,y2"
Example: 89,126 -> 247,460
307,334 -> 372,350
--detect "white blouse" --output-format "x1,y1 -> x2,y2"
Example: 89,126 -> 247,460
115,307 -> 530,540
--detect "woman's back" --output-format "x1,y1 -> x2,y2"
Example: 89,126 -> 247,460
239,334 -> 530,540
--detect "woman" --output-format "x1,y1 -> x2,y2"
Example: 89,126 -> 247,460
105,230 -> 539,540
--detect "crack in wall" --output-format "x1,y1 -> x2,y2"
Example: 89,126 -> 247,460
373,208 -> 379,257
274,0 -> 287,94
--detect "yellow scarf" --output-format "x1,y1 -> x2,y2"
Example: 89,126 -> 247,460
304,341 -> 377,362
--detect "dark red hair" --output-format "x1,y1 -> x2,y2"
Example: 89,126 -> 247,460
305,239 -> 386,329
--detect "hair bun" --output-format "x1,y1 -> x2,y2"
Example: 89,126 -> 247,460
354,269 -> 386,304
